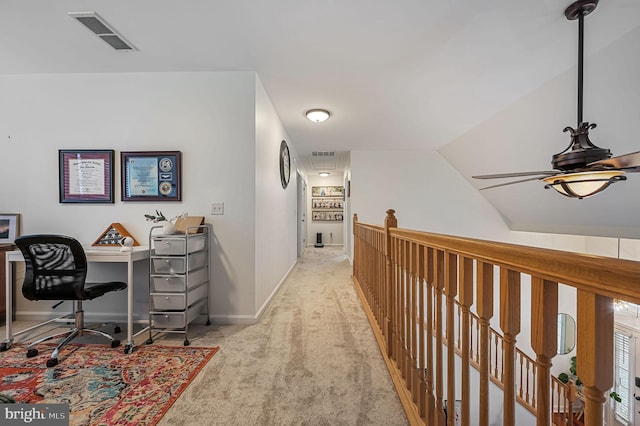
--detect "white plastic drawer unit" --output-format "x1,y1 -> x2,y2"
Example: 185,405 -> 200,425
151,299 -> 205,329
150,267 -> 208,292
153,234 -> 206,255
152,251 -> 207,274
151,283 -> 207,311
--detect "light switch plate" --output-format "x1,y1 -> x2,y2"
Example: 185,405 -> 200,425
210,202 -> 224,215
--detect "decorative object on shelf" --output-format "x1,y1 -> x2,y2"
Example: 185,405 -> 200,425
121,151 -> 182,201
311,186 -> 344,221
0,214 -> 20,244
120,236 -> 134,252
59,149 -> 114,204
145,210 -> 189,235
312,211 -> 343,222
174,216 -> 205,234
312,198 -> 344,210
311,186 -> 344,197
93,223 -> 139,246
279,140 -> 290,189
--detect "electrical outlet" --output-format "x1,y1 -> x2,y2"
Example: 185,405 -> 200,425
210,202 -> 224,215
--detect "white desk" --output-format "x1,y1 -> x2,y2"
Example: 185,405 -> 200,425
3,246 -> 149,354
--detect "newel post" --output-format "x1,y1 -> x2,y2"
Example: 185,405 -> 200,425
384,209 -> 397,357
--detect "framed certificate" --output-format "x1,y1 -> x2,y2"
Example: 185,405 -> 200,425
59,149 -> 114,203
121,151 -> 182,201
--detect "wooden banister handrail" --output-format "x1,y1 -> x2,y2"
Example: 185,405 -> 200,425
352,210 -> 634,426
390,228 -> 640,304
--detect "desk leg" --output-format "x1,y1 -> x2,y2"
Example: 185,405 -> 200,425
2,256 -> 13,351
124,256 -> 134,354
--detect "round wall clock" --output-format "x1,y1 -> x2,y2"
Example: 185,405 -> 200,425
279,140 -> 291,189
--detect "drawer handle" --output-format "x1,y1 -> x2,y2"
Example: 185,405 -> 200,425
165,278 -> 170,281
164,315 -> 169,319
165,296 -> 170,301
165,259 -> 170,263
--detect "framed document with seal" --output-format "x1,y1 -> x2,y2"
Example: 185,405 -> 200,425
121,151 -> 182,201
59,149 -> 114,203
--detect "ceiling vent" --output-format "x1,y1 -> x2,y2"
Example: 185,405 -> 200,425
68,12 -> 136,51
310,151 -> 337,170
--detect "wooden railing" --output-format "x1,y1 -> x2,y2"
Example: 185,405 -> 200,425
352,210 -> 640,426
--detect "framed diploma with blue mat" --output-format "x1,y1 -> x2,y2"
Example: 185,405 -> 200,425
121,151 -> 182,201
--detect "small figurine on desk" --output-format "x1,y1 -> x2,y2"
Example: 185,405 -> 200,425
120,236 -> 134,252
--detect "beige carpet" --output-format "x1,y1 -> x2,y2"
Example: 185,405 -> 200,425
2,246 -> 408,425
159,246 -> 408,425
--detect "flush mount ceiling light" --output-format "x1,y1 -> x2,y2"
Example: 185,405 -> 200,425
68,12 -> 136,51
305,109 -> 331,123
472,0 -> 640,199
318,172 -> 330,177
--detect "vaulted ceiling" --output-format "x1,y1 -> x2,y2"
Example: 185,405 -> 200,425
2,0 -> 639,237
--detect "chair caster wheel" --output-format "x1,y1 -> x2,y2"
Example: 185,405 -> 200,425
111,340 -> 121,348
124,344 -> 133,354
114,326 -> 121,334
206,319 -> 211,326
0,342 -> 8,352
183,339 -> 190,346
145,338 -> 153,345
46,358 -> 58,368
27,348 -> 38,358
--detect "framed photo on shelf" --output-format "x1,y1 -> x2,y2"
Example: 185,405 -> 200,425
312,198 -> 344,210
121,151 -> 182,201
312,211 -> 344,222
0,213 -> 20,244
59,149 -> 114,203
311,186 -> 344,198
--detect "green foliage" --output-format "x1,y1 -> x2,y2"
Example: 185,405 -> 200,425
569,356 -> 582,386
144,210 -> 167,223
610,391 -> 622,402
558,372 -> 569,384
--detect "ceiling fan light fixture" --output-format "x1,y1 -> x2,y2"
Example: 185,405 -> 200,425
318,172 -> 330,177
543,170 -> 626,199
306,109 -> 331,123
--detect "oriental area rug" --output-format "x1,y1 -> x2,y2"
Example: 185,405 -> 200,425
0,343 -> 219,425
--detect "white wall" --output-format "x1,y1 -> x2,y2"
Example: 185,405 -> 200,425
307,174 -> 345,246
1,71 -> 297,323
255,76 -> 299,317
350,150 -> 511,241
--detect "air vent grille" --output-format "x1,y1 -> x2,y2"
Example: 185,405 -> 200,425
310,151 -> 337,170
68,12 -> 136,51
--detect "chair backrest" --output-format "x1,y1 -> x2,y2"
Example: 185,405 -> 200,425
15,234 -> 88,301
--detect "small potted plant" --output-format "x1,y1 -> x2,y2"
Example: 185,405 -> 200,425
145,210 -> 186,234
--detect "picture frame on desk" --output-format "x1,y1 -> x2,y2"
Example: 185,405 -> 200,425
0,213 -> 20,244
59,149 -> 115,203
121,151 -> 182,202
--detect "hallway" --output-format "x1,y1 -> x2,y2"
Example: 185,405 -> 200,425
159,245 -> 408,425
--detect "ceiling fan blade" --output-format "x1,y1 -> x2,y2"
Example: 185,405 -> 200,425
472,171 -> 558,180
589,151 -> 640,171
478,176 -> 547,190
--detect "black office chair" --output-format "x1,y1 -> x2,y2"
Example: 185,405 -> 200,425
15,234 -> 127,367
